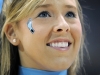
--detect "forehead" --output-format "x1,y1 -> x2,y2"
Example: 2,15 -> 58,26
40,0 -> 77,8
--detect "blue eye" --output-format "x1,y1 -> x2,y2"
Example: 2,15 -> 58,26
66,11 -> 76,18
37,11 -> 51,18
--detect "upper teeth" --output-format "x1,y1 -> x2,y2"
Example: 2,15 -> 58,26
50,42 -> 68,47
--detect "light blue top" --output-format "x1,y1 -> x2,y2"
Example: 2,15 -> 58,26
19,66 -> 67,75
0,0 -> 3,13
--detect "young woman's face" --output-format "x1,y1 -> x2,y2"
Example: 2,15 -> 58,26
16,0 -> 82,71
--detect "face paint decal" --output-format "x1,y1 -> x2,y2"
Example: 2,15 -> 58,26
27,18 -> 35,34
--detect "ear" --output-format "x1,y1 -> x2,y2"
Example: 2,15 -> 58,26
4,23 -> 20,46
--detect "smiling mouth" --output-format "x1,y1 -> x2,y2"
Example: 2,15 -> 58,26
46,42 -> 71,51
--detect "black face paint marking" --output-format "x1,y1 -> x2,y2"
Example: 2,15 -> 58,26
27,18 -> 35,34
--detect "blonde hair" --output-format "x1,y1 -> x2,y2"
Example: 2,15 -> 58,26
0,0 -> 86,75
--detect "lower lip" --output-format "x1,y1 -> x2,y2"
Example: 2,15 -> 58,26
49,46 -> 70,51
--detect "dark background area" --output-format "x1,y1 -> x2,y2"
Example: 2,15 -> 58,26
79,0 -> 100,75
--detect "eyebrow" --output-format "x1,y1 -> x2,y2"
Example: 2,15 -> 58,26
65,5 -> 77,10
36,4 -> 51,9
36,4 -> 77,10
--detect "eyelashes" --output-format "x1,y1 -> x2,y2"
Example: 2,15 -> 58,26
37,11 -> 51,18
37,11 -> 76,18
65,11 -> 76,18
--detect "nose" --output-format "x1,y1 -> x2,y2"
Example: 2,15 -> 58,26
53,15 -> 70,33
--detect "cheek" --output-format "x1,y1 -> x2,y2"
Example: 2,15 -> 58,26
32,21 -> 53,40
69,21 -> 82,61
16,19 -> 30,38
70,20 -> 82,55
17,18 -> 52,49
71,21 -> 82,41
